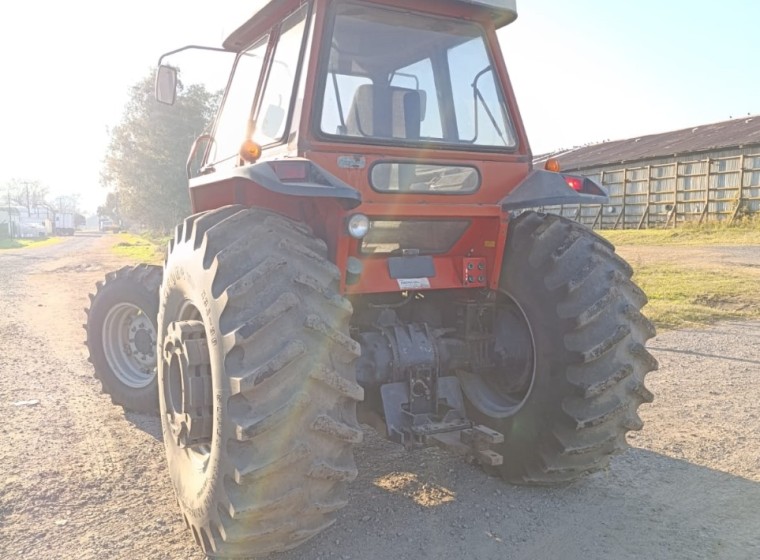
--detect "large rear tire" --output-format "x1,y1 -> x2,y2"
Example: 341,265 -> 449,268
85,264 -> 161,413
461,211 -> 657,484
158,206 -> 363,558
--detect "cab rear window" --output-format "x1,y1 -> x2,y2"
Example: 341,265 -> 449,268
370,163 -> 480,194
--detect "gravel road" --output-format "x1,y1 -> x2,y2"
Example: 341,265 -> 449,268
1,234 -> 759,560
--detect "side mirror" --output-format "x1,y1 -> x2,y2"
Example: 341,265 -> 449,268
186,134 -> 214,179
155,65 -> 178,105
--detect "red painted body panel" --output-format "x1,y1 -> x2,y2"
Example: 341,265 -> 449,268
190,0 -> 534,295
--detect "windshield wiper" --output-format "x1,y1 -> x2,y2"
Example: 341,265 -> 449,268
472,66 -> 507,146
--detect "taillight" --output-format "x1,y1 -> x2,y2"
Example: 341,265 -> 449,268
562,174 -> 607,196
564,176 -> 583,191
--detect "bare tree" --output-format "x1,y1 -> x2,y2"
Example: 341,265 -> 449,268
4,179 -> 50,216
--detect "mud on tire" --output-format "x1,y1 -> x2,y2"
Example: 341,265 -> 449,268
463,211 -> 658,484
85,264 -> 162,414
157,206 -> 363,558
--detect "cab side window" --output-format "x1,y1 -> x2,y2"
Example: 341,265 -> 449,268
208,37 -> 268,170
253,5 -> 309,146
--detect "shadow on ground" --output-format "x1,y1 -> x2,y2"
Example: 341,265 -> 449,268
120,412 -> 760,560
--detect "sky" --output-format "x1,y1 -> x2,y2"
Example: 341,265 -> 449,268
1,0 -> 758,214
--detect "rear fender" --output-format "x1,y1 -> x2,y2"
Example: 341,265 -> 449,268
500,170 -> 607,211
189,160 -> 360,260
190,158 -> 361,210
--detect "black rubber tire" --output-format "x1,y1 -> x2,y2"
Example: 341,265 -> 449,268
157,206 -> 363,558
462,211 -> 658,484
85,264 -> 162,414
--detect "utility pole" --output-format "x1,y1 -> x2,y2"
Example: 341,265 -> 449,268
6,185 -> 13,239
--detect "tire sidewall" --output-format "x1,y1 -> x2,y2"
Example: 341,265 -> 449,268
490,279 -> 576,477
158,246 -> 227,525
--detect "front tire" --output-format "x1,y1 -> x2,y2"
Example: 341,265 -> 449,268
462,211 -> 657,484
158,206 -> 363,558
85,264 -> 161,413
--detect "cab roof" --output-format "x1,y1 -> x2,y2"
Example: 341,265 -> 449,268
223,0 -> 517,51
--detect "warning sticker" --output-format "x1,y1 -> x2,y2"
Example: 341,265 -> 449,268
396,278 -> 431,290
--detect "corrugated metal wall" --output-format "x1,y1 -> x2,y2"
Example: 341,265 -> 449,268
541,146 -> 760,229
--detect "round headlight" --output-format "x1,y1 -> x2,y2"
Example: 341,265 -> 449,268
347,214 -> 370,239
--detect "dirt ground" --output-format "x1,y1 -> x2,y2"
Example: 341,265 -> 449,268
617,243 -> 760,271
1,233 -> 759,560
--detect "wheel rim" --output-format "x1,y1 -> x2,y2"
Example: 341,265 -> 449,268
102,303 -> 157,389
459,294 -> 536,419
161,302 -> 213,468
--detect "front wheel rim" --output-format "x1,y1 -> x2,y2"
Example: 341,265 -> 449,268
102,303 -> 157,389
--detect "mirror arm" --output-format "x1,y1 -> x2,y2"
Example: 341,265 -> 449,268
157,45 -> 230,66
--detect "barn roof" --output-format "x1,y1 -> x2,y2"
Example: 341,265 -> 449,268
535,115 -> 760,171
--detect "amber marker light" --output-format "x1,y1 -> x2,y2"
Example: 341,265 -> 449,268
239,139 -> 262,163
545,158 -> 561,173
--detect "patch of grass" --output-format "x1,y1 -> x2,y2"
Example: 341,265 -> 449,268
0,236 -> 62,250
634,263 -> 760,330
595,220 -> 760,329
141,231 -> 172,251
600,220 -> 760,246
112,233 -> 163,264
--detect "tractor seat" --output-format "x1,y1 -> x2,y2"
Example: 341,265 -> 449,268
345,84 -> 425,140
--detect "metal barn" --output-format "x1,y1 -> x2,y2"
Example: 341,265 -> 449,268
534,116 -> 760,229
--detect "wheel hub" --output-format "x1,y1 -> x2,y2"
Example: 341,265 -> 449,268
457,297 -> 536,419
127,314 -> 156,369
162,320 -> 213,449
103,303 -> 158,388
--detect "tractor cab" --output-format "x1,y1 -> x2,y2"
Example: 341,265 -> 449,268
191,0 -> 527,180
156,0 -> 603,296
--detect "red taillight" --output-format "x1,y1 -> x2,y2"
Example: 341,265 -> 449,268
564,176 -> 583,191
269,161 -> 309,182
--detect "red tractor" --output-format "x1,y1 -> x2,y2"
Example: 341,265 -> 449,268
86,0 -> 657,557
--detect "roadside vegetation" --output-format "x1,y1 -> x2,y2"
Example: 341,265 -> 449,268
111,233 -> 165,264
0,237 -> 61,250
601,221 -> 760,330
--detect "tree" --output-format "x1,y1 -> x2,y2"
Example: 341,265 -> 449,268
54,194 -> 80,213
102,70 -> 219,231
96,191 -> 121,222
5,179 -> 49,216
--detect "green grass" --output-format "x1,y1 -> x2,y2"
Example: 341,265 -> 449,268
600,220 -> 760,246
634,263 -> 760,330
111,233 -> 164,264
602,221 -> 760,330
0,236 -> 62,250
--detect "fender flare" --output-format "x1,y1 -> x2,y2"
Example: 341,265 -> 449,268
499,170 -> 607,211
190,158 -> 362,210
